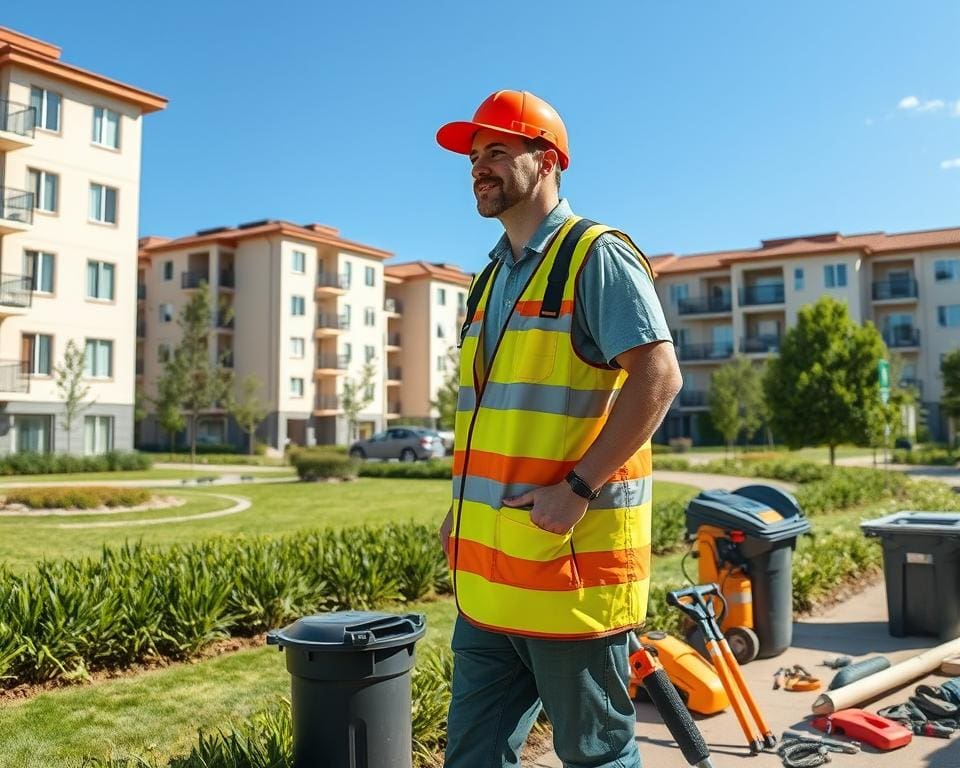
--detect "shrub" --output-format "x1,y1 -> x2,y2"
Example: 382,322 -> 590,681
2,486 -> 151,510
652,457 -> 692,472
892,447 -> 958,466
0,451 -> 150,476
651,443 -> 672,455
668,437 -> 693,453
359,459 -> 453,479
293,451 -> 359,481
650,500 -> 687,555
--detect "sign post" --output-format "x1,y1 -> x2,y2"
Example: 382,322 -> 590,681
878,360 -> 891,466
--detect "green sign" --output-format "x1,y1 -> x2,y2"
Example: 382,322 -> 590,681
878,359 -> 890,404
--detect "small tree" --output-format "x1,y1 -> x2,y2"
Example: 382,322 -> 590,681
941,349 -> 960,447
708,357 -> 764,457
341,361 -> 377,442
154,353 -> 187,452
54,339 -> 96,453
431,347 -> 460,430
231,376 -> 268,455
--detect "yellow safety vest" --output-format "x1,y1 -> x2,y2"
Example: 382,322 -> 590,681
450,215 -> 654,638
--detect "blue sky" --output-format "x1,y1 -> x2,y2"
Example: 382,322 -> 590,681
7,2 -> 959,272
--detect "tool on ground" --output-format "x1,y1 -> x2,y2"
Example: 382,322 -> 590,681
827,655 -> 890,690
683,485 -> 810,663
812,636 -> 960,714
668,584 -> 776,753
773,665 -> 821,691
810,708 -> 912,750
876,701 -> 956,738
911,684 -> 959,720
822,656 -> 852,669
631,631 -> 729,715
627,633 -> 715,768
778,730 -> 860,768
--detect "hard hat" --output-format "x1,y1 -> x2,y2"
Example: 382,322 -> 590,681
436,90 -> 570,170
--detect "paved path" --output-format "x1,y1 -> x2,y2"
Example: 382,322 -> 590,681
655,470 -> 795,492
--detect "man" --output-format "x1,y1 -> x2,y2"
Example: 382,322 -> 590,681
436,90 -> 682,768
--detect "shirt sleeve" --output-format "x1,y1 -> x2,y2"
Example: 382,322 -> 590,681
573,232 -> 673,367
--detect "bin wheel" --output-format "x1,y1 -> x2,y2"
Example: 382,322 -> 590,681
725,626 -> 760,664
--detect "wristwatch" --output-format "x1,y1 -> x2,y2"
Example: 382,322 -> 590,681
565,470 -> 601,500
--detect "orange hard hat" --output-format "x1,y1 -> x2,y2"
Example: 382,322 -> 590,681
436,90 -> 570,170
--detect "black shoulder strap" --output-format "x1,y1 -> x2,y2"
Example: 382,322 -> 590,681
458,260 -> 498,348
539,218 -> 597,318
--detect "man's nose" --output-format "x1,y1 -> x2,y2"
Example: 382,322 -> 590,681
472,161 -> 490,180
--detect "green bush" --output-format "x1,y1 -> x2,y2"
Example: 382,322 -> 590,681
2,486 -> 150,510
892,447 -> 959,466
650,500 -> 687,555
292,451 -> 359,481
652,457 -> 692,471
0,451 -> 150,476
792,530 -> 884,612
359,459 -> 453,479
651,443 -> 672,455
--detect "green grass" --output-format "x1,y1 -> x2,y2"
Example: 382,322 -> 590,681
679,445 -> 876,461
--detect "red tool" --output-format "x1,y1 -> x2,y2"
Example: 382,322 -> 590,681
810,709 -> 912,750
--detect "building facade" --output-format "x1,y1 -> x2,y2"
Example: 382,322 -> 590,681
0,26 -> 165,454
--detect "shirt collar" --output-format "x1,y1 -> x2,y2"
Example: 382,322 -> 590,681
487,199 -> 574,263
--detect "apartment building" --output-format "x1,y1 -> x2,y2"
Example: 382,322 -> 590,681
0,26 -> 165,454
651,226 -> 960,444
383,262 -> 471,422
138,220 -> 394,449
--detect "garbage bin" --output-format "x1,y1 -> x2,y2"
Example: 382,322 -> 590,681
267,610 -> 427,768
685,484 -> 811,658
861,511 -> 960,640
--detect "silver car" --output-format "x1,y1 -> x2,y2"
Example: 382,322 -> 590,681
349,427 -> 445,462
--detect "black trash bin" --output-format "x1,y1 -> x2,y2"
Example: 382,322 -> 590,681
267,610 -> 426,768
861,511 -> 960,640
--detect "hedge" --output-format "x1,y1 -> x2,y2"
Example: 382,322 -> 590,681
291,451 -> 359,481
0,451 -> 150,476
2,486 -> 151,510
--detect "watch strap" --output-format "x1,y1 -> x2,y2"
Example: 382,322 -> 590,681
565,470 -> 600,501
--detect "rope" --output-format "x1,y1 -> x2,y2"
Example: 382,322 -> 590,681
777,739 -> 835,767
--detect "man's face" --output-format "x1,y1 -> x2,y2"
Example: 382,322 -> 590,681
469,129 -> 541,218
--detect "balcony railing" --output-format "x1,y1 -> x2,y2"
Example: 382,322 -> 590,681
883,328 -> 921,348
386,333 -> 402,346
677,342 -> 734,362
137,283 -> 146,300
219,268 -> 235,288
316,313 -> 349,331
135,359 -> 144,375
740,335 -> 782,354
181,269 -> 209,289
384,298 -> 403,313
316,394 -> 341,410
0,274 -> 33,309
220,351 -> 234,368
0,360 -> 30,393
387,367 -> 402,380
317,272 -> 350,289
0,99 -> 36,138
136,319 -> 146,338
215,313 -> 234,330
872,278 -> 918,301
1,187 -> 34,225
316,354 -> 349,370
678,390 -> 707,407
899,378 -> 923,396
677,295 -> 732,315
739,283 -> 785,306
387,401 -> 402,414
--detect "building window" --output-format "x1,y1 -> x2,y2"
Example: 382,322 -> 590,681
84,339 -> 113,378
343,261 -> 353,288
457,292 -> 466,313
30,87 -> 61,132
92,107 -> 120,149
89,183 -> 118,224
365,344 -> 376,363
16,414 -> 51,454
290,337 -> 305,358
364,306 -> 375,327
159,303 -> 174,323
163,261 -> 174,281
668,284 -> 689,305
824,264 -> 847,288
342,304 -> 351,326
938,305 -> 960,327
935,259 -> 960,282
343,343 -> 352,362
364,383 -> 375,399
84,415 -> 114,455
27,169 -> 58,213
23,250 -> 54,293
86,260 -> 115,300
290,377 -> 304,397
437,323 -> 445,339
21,333 -> 52,375
290,295 -> 305,316
437,288 -> 447,305
794,267 -> 804,291
292,250 -> 306,274
158,343 -> 171,362
437,355 -> 446,372
365,266 -> 375,287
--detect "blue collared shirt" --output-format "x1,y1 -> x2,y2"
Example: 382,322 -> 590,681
482,199 -> 672,367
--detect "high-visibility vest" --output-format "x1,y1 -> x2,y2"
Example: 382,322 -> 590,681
450,215 -> 654,638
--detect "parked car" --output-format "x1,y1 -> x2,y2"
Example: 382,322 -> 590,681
437,430 -> 455,455
349,427 -> 445,462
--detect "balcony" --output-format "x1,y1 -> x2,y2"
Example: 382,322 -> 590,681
384,298 -> 403,316
872,278 -> 918,302
0,187 -> 34,234
181,269 -> 209,289
220,351 -> 234,368
314,394 -> 341,414
386,366 -> 402,382
219,268 -> 235,289
135,359 -> 144,376
0,274 -> 33,318
677,342 -> 734,362
136,318 -> 146,338
316,272 -> 349,296
214,313 -> 234,331
137,283 -> 146,301
385,333 -> 402,349
386,400 -> 402,417
678,295 -> 732,316
0,99 -> 36,151
0,360 -> 30,393
883,327 -> 921,349
739,283 -> 785,306
315,313 -> 349,336
740,335 -> 782,354
315,354 -> 349,374
677,390 -> 708,408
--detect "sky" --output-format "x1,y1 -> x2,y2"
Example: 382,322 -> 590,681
6,1 -> 959,273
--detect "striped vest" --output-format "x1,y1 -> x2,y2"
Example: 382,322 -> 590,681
449,215 -> 654,638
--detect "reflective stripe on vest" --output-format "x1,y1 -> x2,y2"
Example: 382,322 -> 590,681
450,215 -> 654,638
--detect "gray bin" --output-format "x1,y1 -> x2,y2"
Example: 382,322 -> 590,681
861,512 -> 960,640
267,610 -> 426,768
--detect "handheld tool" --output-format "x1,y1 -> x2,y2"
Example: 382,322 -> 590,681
810,708 -> 912,750
631,631 -> 729,715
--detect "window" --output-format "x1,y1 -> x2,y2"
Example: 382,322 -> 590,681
437,287 -> 447,305
89,183 -> 118,224
935,260 -> 960,282
16,414 -> 51,453
668,284 -> 689,305
364,306 -> 375,327
92,107 -> 120,149
292,250 -> 306,274
343,343 -> 352,362
824,264 -> 847,288
290,295 -> 305,316
84,415 -> 114,455
290,337 -> 305,358
938,305 -> 960,327
794,267 -> 804,291
343,261 -> 353,288
84,339 -> 113,378
364,266 -> 375,287
290,377 -> 304,397
437,355 -> 446,371
437,323 -> 445,339
158,343 -> 171,362
21,333 -> 52,375
159,303 -> 174,323
86,260 -> 115,300
30,87 -> 61,131
23,250 -> 54,293
163,261 -> 173,281
365,344 -> 376,363
364,383 -> 376,399
342,304 -> 351,326
27,169 -> 58,213
457,292 -> 466,313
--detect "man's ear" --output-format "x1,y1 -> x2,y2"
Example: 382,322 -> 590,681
540,147 -> 559,180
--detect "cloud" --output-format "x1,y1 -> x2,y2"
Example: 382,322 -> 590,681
918,99 -> 945,112
941,158 -> 960,170
899,96 -> 920,109
954,102 -> 960,118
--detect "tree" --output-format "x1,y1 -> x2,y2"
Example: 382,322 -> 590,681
708,357 -> 764,457
941,349 -> 960,446
341,361 -> 377,442
431,347 -> 460,430
154,353 -> 187,452
54,339 -> 95,453
231,376 -> 268,455
764,296 -> 887,465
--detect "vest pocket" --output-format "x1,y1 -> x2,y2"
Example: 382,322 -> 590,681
494,506 -> 581,589
512,329 -> 558,383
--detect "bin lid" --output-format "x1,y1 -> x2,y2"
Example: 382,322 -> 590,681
861,511 -> 960,537
685,484 -> 811,542
266,611 -> 426,652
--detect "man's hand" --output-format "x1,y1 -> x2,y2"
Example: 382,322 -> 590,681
503,481 -> 589,535
439,506 -> 453,560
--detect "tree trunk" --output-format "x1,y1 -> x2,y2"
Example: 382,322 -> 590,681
190,412 -> 197,464
829,444 -> 836,466
248,428 -> 255,456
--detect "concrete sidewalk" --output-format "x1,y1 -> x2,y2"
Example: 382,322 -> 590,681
529,582 -> 960,768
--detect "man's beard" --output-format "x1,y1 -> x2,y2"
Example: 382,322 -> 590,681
475,180 -> 522,218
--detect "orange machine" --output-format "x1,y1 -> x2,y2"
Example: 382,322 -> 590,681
630,631 -> 729,716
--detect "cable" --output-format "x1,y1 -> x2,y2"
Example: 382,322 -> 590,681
681,548 -> 697,585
